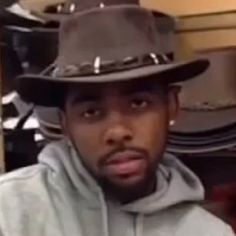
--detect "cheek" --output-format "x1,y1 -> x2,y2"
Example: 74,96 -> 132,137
133,111 -> 168,156
66,121 -> 102,166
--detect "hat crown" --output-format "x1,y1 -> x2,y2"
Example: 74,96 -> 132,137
16,3 -> 209,108
54,5 -> 175,77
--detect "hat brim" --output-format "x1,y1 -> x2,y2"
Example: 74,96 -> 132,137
33,7 -> 175,25
169,129 -> 236,146
168,120 -> 236,153
39,124 -> 63,140
16,59 -> 209,107
34,106 -> 61,128
167,124 -> 236,153
167,140 -> 236,154
31,11 -> 66,25
171,107 -> 236,134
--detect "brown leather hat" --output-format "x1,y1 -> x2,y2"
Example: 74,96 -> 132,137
172,49 -> 236,134
16,0 -> 209,107
168,49 -> 236,154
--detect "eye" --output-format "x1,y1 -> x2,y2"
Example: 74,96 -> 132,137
81,108 -> 101,118
130,98 -> 149,109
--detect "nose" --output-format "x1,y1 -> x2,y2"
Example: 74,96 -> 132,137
104,113 -> 133,146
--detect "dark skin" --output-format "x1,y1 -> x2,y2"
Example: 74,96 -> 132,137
61,77 -> 180,204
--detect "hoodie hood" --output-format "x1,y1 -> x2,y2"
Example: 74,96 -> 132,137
38,139 -> 204,214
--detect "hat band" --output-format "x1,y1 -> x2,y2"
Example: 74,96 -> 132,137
52,52 -> 173,78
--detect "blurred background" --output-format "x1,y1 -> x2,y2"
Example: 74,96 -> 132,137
0,0 -> 236,232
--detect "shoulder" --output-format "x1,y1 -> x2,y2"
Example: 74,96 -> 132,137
0,165 -> 60,235
0,164 -> 60,225
0,164 -> 46,187
174,204 -> 234,236
0,165 -> 50,204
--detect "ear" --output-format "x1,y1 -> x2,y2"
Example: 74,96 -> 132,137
167,85 -> 181,125
59,109 -> 69,136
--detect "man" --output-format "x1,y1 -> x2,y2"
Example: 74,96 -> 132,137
0,0 -> 234,235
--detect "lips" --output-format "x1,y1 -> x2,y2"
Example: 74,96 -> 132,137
103,150 -> 146,176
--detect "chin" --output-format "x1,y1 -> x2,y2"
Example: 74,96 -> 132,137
108,173 -> 147,190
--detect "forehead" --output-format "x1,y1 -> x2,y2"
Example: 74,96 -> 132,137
66,77 -> 167,101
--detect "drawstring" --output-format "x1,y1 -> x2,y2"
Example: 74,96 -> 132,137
135,214 -> 143,236
67,138 -> 109,236
99,192 -> 109,236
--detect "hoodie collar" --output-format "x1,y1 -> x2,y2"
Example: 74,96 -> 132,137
38,139 -> 204,214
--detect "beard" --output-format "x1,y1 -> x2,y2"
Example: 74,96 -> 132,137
96,164 -> 157,204
67,134 -> 158,204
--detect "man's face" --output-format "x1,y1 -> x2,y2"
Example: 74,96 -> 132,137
62,78 -> 179,194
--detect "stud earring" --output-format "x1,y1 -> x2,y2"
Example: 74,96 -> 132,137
69,3 -> 75,13
100,3 -> 105,8
169,120 -> 175,126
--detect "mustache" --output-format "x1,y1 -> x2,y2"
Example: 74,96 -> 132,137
98,146 -> 148,167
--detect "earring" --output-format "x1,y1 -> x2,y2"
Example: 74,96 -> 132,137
100,3 -> 105,8
169,120 -> 175,126
69,3 -> 75,13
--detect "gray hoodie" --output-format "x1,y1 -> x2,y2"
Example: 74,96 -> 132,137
0,140 -> 234,236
